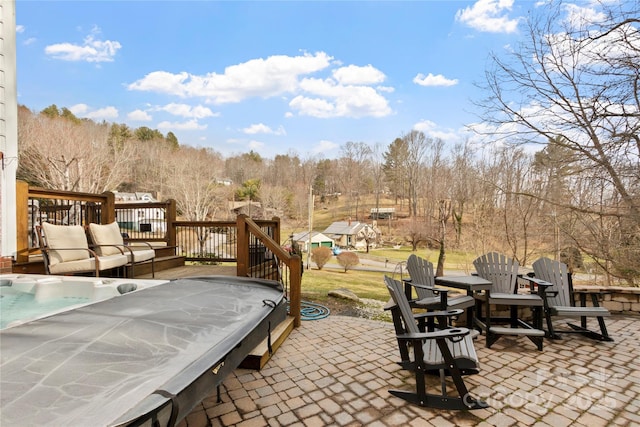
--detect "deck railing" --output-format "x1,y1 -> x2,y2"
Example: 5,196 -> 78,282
15,180 -> 114,262
14,180 -> 302,326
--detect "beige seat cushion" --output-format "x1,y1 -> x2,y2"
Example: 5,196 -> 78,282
127,248 -> 155,263
48,258 -> 95,274
41,223 -> 90,266
89,222 -> 124,256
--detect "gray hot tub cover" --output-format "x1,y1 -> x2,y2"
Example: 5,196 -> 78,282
0,276 -> 285,426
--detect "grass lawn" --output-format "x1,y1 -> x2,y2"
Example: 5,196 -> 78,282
300,267 -> 390,301
297,248 -> 479,305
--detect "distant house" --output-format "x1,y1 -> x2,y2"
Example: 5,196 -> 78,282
228,201 -> 269,218
113,191 -> 166,233
369,207 -> 395,219
113,192 -> 157,203
323,220 -> 379,250
291,231 -> 335,253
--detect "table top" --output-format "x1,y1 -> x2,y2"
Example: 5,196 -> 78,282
434,275 -> 492,291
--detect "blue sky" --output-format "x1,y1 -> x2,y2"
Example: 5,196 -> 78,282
16,1 -> 550,159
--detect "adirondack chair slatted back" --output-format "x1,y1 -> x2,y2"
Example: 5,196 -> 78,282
532,257 -> 573,307
406,254 -> 436,300
385,276 -> 420,335
473,252 -> 519,294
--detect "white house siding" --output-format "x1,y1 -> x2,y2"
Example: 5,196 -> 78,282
0,1 -> 18,260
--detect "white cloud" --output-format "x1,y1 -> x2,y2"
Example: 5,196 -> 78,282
413,119 -> 460,142
563,3 -> 606,30
543,21 -> 640,74
157,119 -> 206,130
128,71 -> 191,97
248,140 -> 265,150
312,139 -> 339,154
16,25 -> 25,33
45,31 -> 121,63
413,73 -> 458,87
332,64 -> 386,85
69,104 -> 118,120
242,123 -> 286,136
292,77 -> 392,118
129,52 -> 333,103
289,96 -> 335,118
23,37 -> 37,46
85,106 -> 118,120
455,0 -> 520,34
158,103 -> 218,119
69,103 -> 89,115
127,109 -> 152,121
129,51 -> 394,119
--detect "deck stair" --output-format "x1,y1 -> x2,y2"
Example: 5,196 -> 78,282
240,315 -> 295,370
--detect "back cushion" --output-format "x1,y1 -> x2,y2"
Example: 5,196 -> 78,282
88,222 -> 124,256
42,223 -> 90,265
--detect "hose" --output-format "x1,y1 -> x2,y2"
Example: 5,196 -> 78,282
298,300 -> 331,320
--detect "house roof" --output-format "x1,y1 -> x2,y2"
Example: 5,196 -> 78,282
322,221 -> 367,236
292,231 -> 334,243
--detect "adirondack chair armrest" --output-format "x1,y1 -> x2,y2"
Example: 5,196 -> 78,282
414,308 -> 464,331
523,277 -> 554,295
396,327 -> 470,342
413,308 -> 464,320
407,281 -> 450,308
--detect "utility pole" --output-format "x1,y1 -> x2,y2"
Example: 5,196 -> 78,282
307,185 -> 313,270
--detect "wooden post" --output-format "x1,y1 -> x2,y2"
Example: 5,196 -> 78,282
166,199 -> 177,248
101,191 -> 116,224
15,180 -> 29,263
289,254 -> 302,327
272,216 -> 281,246
236,214 -> 249,277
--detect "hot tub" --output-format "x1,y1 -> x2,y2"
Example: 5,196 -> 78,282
0,275 -> 286,427
1,274 -> 169,329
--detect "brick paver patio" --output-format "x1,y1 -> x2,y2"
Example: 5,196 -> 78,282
178,314 -> 639,427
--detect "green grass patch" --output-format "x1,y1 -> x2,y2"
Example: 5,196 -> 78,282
300,267 -> 390,301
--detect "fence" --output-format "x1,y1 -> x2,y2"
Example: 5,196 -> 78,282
14,180 -> 302,326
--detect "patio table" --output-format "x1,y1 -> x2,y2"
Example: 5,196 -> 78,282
434,275 -> 492,329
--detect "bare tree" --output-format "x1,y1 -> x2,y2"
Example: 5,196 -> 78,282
17,107 -> 134,193
163,146 -> 226,221
311,246 -> 332,270
337,142 -> 372,220
370,143 -> 386,218
383,137 -> 409,209
403,130 -> 429,218
477,0 -> 640,282
402,219 -> 429,251
450,140 -> 477,247
336,251 -> 360,272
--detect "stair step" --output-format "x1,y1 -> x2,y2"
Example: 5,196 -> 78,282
240,316 -> 295,370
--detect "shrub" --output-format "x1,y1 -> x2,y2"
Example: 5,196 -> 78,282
311,246 -> 333,270
336,251 -> 360,272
